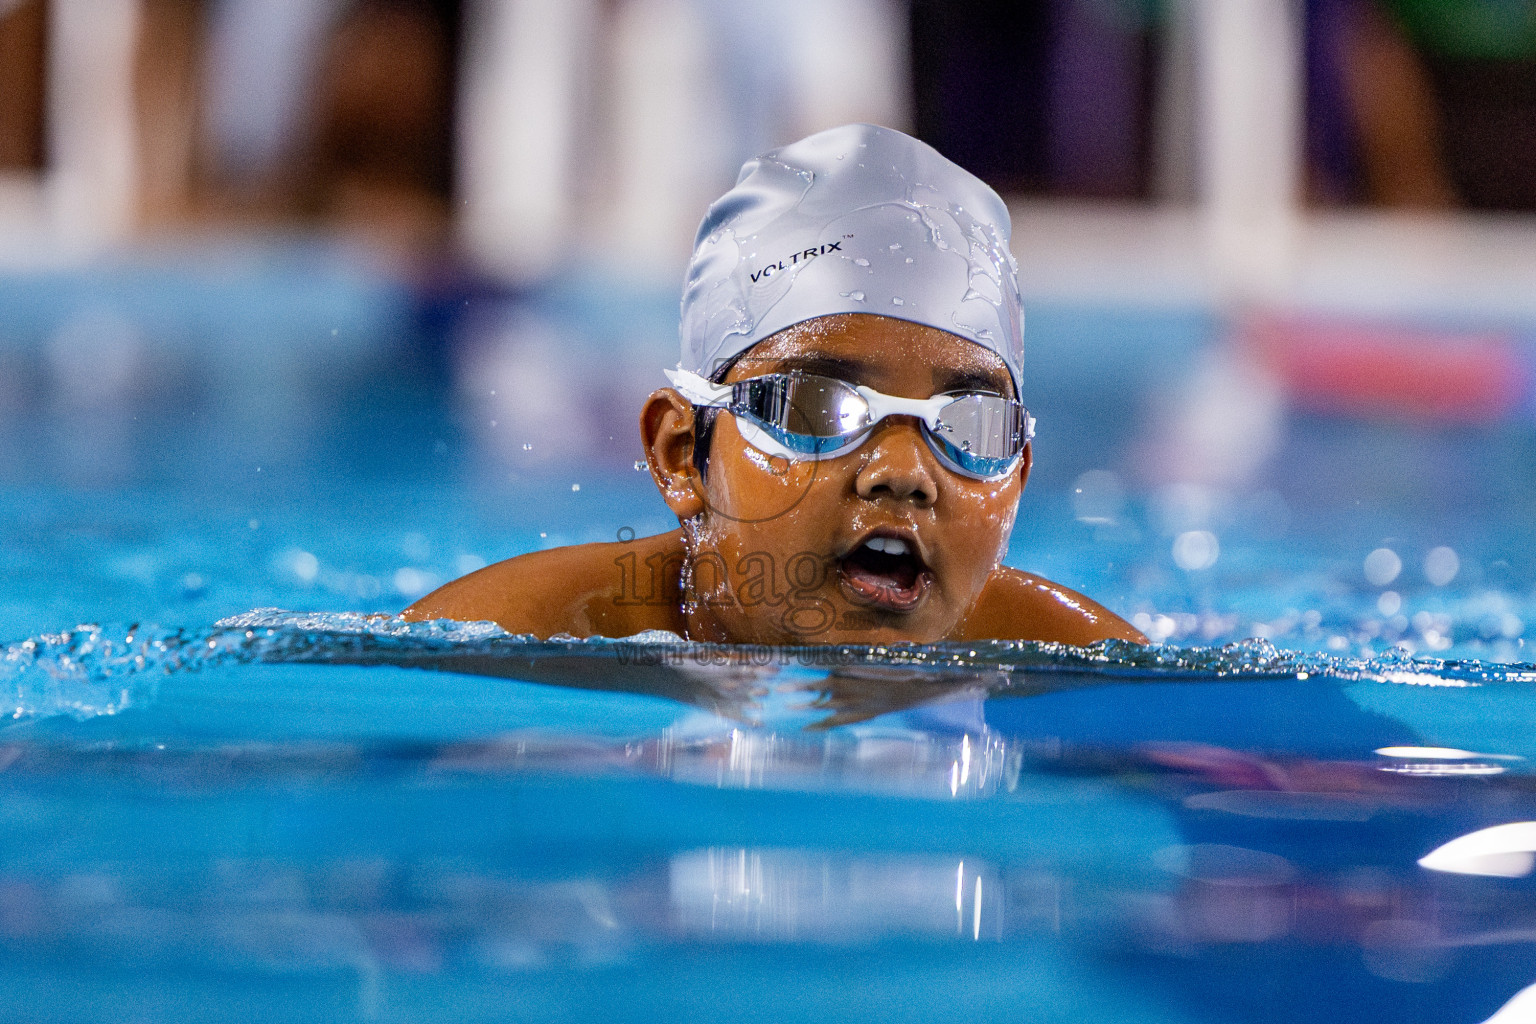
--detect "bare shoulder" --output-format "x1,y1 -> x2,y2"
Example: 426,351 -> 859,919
402,531 -> 688,638
956,566 -> 1147,645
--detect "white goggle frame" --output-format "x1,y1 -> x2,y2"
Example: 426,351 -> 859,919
665,367 -> 1034,481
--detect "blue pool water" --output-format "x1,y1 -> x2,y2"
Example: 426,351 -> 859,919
7,604 -> 1536,1024
6,258 -> 1536,1022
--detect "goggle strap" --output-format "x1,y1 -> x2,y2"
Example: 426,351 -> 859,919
665,366 -> 731,407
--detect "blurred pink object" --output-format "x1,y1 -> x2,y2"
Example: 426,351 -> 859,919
1245,315 -> 1527,423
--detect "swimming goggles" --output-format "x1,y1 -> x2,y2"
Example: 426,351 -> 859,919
666,367 -> 1035,481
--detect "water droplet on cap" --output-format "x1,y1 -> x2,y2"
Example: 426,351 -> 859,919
839,290 -> 866,301
853,258 -> 870,267
892,297 -> 905,306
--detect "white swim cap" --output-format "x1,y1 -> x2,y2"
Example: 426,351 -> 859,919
680,123 -> 1024,391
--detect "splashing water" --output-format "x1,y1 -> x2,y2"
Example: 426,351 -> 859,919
0,613 -> 513,721
4,609 -> 1532,726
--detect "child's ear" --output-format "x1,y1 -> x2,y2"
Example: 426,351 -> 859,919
640,388 -> 707,520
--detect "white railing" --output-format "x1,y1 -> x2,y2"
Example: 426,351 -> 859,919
1,0 -> 142,266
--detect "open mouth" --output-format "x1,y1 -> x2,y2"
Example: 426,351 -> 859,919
837,534 -> 932,612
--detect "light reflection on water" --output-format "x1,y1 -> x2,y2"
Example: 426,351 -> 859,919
1,536 -> 1535,1021
3,689 -> 1536,1023
667,848 -> 1006,942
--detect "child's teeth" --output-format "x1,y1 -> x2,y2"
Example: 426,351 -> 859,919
866,537 -> 909,556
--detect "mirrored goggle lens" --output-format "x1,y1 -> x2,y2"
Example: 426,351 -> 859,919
729,373 -> 1028,473
924,395 -> 1026,479
732,374 -> 870,454
930,394 -> 1026,462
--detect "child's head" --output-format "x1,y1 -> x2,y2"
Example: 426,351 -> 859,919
642,124 -> 1031,644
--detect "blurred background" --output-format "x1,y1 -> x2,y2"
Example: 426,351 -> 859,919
2,0 -> 1536,654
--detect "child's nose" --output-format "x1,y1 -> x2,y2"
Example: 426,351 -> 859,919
854,419 -> 938,506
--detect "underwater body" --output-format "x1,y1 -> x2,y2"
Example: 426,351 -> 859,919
5,274 -> 1536,1022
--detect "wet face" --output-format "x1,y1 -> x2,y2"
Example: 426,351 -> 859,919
671,314 -> 1029,644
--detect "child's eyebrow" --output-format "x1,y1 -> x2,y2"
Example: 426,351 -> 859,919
761,353 -> 869,380
744,351 -> 1013,397
934,367 -> 1014,397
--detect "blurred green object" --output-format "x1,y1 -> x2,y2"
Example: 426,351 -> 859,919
1385,0 -> 1536,59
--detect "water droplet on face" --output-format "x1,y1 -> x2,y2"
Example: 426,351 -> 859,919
892,297 -> 904,306
853,258 -> 870,267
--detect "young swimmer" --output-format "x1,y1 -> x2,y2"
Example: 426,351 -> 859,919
407,124 -> 1145,647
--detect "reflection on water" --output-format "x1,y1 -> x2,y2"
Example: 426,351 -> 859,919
1,713 -> 1535,1021
3,611 -> 1536,1020
668,848 -> 1004,942
1419,823 -> 1536,879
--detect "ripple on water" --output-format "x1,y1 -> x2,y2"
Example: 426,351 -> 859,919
2,609 -> 1534,725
